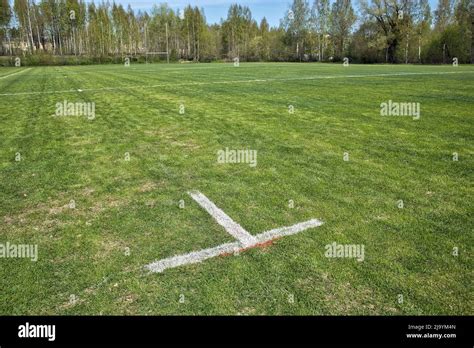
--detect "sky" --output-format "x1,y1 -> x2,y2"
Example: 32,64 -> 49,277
102,0 -> 441,27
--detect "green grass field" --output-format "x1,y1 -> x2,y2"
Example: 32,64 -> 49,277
0,62 -> 472,315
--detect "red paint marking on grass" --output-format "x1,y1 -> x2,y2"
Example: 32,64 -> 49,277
219,238 -> 281,257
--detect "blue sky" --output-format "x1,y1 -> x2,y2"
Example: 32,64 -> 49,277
112,0 -> 287,26
109,0 -> 440,27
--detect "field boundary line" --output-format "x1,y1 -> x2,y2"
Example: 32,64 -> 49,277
0,63 -> 354,76
145,218 -> 323,273
189,191 -> 257,246
145,191 -> 323,273
1,70 -> 472,96
0,68 -> 31,80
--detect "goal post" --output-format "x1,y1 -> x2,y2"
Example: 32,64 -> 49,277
145,52 -> 170,64
144,22 -> 170,64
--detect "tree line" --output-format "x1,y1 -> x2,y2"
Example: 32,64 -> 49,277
0,0 -> 472,65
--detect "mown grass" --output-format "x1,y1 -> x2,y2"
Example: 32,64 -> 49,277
0,62 -> 472,315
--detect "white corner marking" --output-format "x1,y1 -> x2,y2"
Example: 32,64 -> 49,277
145,191 -> 323,273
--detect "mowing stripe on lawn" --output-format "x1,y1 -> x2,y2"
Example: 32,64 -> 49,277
1,70 -> 472,96
145,191 -> 323,273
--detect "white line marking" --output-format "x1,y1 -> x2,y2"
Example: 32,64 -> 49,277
0,63 -> 368,77
4,63 -> 465,77
1,71 -> 472,96
0,68 -> 31,80
188,191 -> 257,247
145,218 -> 323,273
255,218 -> 323,242
146,241 -> 241,274
145,191 -> 323,273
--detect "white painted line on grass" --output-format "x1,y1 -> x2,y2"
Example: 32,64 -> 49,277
0,68 -> 31,80
255,218 -> 323,243
0,63 -> 359,78
145,218 -> 323,273
145,191 -> 324,273
189,191 -> 257,247
1,71 -> 472,96
145,241 -> 241,273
